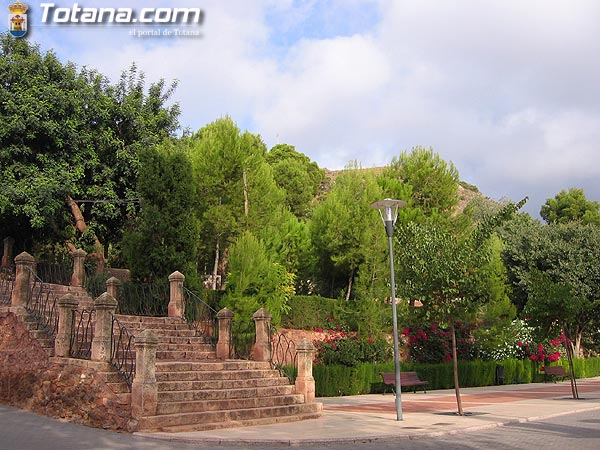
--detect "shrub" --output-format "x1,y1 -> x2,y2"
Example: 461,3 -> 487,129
314,329 -> 392,366
281,295 -> 338,330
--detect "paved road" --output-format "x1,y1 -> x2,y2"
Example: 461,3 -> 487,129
1,405 -> 599,450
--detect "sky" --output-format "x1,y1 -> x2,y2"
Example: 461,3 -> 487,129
11,0 -> 600,218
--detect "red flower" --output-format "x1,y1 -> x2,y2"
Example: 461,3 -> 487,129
402,327 -> 410,336
529,355 -> 538,361
315,327 -> 323,333
430,323 -> 438,331
516,341 -> 523,347
443,354 -> 452,363
408,335 -> 416,345
367,338 -> 374,344
540,366 -> 545,372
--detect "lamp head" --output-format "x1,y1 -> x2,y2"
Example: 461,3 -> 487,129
370,198 -> 407,237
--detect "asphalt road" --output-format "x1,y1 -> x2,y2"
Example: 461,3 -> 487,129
1,405 -> 599,450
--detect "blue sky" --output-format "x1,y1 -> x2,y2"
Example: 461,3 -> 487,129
9,0 -> 600,217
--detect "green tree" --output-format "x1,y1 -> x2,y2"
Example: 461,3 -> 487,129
310,162 -> 384,300
503,221 -> 600,356
385,146 -> 460,218
121,143 -> 200,283
0,35 -> 179,259
188,117 -> 286,289
540,188 -> 600,226
223,231 -> 295,325
266,144 -> 324,218
395,200 -> 525,415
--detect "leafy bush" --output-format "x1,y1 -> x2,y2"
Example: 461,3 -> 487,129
281,295 -> 338,330
314,330 -> 392,366
403,321 -> 477,363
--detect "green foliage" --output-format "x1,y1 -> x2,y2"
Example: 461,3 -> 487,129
540,188 -> 600,226
403,321 -> 477,364
312,357 -> 600,397
281,295 -> 338,330
0,35 -> 179,251
386,146 -> 460,217
223,231 -> 295,325
121,143 -> 199,284
314,331 -> 392,366
266,144 -> 324,218
310,162 -> 384,299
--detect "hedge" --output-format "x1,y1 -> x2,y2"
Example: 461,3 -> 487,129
313,357 -> 600,397
281,295 -> 338,330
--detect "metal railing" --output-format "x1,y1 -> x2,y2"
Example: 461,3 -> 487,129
110,316 -> 136,387
183,287 -> 218,342
117,281 -> 169,317
27,270 -> 59,337
69,308 -> 95,359
84,265 -> 111,299
36,260 -> 72,286
230,318 -> 255,360
270,327 -> 298,383
0,265 -> 15,305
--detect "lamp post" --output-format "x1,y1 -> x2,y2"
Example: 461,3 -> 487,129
370,198 -> 407,421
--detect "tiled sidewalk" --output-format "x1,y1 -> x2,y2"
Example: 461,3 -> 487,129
138,378 -> 600,445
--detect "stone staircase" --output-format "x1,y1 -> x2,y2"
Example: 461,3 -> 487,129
114,315 -> 322,432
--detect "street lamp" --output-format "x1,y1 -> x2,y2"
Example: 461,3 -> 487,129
370,198 -> 407,421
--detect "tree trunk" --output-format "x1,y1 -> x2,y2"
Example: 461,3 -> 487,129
66,196 -> 105,266
242,169 -> 249,218
211,237 -> 220,290
450,318 -> 464,416
345,269 -> 354,301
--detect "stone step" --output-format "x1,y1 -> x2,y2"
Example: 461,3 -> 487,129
155,360 -> 270,372
158,336 -> 212,345
158,384 -> 295,402
157,376 -> 290,392
160,343 -> 214,352
155,367 -> 281,382
156,393 -> 304,415
138,402 -> 322,431
156,351 -> 216,360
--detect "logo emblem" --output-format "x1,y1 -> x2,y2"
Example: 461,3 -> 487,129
8,1 -> 28,38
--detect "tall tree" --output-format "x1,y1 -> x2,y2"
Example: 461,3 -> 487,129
540,188 -> 600,226
121,143 -> 200,283
310,162 -> 384,300
0,35 -> 179,259
266,144 -> 324,218
188,117 -> 285,288
385,146 -> 460,218
395,199 -> 525,415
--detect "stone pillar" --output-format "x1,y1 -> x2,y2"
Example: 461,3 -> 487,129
91,292 -> 118,362
1,237 -> 15,267
70,249 -> 87,287
168,271 -> 185,318
252,307 -> 272,362
55,294 -> 79,357
131,329 -> 159,419
105,277 -> 121,301
11,252 -> 36,313
294,338 -> 316,403
216,307 -> 234,360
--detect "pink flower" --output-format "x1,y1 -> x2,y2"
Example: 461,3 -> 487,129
430,323 -> 438,331
443,354 -> 452,363
529,355 -> 538,361
402,327 -> 410,336
315,327 -> 323,333
408,335 -> 416,345
540,366 -> 545,372
367,338 -> 374,344
516,341 -> 523,347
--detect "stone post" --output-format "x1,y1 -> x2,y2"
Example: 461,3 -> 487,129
252,307 -> 272,362
131,329 -> 159,419
216,307 -> 234,360
91,292 -> 118,362
70,248 -> 87,287
294,338 -> 316,403
2,237 -> 15,267
55,294 -> 79,357
168,271 -> 185,318
11,252 -> 36,313
105,277 -> 121,301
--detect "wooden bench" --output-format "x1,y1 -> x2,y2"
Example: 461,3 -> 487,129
381,371 -> 428,393
544,365 -> 569,383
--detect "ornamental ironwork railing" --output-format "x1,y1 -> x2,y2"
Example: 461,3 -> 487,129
230,318 -> 255,360
110,316 -> 135,387
27,270 -> 59,337
69,308 -> 95,359
117,281 -> 169,317
0,265 -> 15,305
36,259 -> 72,286
183,287 -> 218,342
270,327 -> 298,383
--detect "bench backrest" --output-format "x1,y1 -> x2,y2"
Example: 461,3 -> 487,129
545,366 -> 568,376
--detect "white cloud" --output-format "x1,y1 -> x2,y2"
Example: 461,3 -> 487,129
29,0 -> 600,216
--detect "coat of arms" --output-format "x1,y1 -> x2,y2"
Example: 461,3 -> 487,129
8,1 -> 28,38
